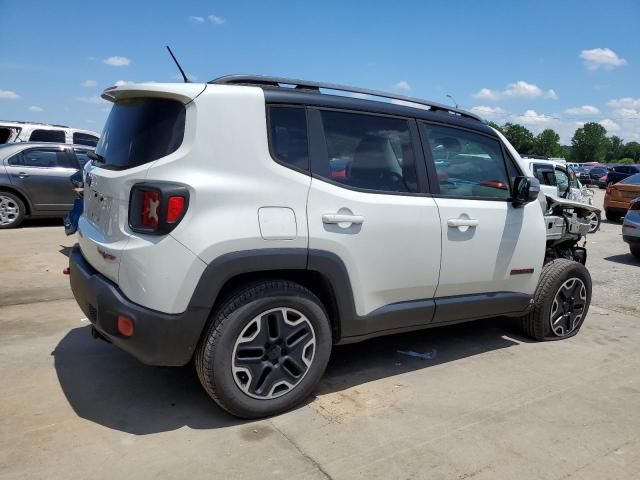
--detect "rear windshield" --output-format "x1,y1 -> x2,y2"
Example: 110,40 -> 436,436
620,173 -> 640,185
95,97 -> 185,170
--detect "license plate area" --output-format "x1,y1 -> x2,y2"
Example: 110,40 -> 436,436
85,189 -> 113,230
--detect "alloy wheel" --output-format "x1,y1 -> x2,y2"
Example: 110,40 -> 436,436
232,307 -> 316,399
0,195 -> 20,226
587,212 -> 599,233
549,278 -> 587,336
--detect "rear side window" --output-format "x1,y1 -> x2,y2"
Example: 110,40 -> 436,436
532,163 -> 556,186
422,124 -> 510,199
317,111 -> 418,193
29,129 -> 65,143
73,132 -> 99,147
9,148 -> 76,168
268,106 -> 309,171
96,97 -> 185,170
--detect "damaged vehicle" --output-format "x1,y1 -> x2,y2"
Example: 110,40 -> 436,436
68,76 -> 597,418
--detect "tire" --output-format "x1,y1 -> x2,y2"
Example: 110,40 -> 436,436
521,259 -> 592,341
631,245 -> 640,260
0,191 -> 26,229
605,209 -> 621,222
195,280 -> 332,418
587,211 -> 601,233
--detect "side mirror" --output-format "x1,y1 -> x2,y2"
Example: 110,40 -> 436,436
512,176 -> 540,208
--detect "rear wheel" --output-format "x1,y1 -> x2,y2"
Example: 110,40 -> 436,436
631,245 -> 640,260
0,191 -> 25,229
605,209 -> 621,222
521,259 -> 592,341
195,280 -> 332,418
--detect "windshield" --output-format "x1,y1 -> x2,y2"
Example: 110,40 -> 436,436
95,97 -> 185,170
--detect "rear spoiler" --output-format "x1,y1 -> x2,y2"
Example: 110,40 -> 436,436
101,83 -> 207,104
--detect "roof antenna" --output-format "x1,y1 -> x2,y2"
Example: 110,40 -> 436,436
166,46 -> 189,83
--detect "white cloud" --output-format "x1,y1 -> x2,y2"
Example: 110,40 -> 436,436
599,118 -> 620,132
393,80 -> 411,91
473,87 -> 500,100
81,79 -> 97,88
114,80 -> 134,86
0,89 -> 20,99
511,110 -> 555,126
564,105 -> 600,115
470,105 -> 506,117
613,108 -> 640,118
607,97 -> 640,109
579,48 -> 627,71
76,96 -> 106,105
104,56 -> 131,67
28,105 -> 43,112
189,16 -> 205,23
474,81 -> 556,100
208,15 -> 225,25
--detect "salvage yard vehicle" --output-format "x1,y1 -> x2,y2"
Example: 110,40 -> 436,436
0,120 -> 100,146
0,142 -> 94,228
527,159 -> 600,233
68,76 -> 598,418
604,173 -> 640,221
623,197 -> 640,259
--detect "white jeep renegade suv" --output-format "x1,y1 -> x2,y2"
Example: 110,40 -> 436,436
69,76 -> 594,418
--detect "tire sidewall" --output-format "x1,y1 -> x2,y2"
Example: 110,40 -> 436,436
207,292 -> 332,417
0,191 -> 25,229
540,262 -> 592,340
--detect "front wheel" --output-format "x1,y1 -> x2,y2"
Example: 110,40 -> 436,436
521,259 -> 592,341
587,211 -> 601,233
195,280 -> 332,418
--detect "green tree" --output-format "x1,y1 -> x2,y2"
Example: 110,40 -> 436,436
605,135 -> 624,162
571,122 -> 608,162
559,145 -> 573,161
534,128 -> 561,157
622,141 -> 640,162
617,158 -> 635,165
502,123 -> 535,154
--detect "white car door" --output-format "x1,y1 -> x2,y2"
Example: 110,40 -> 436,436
420,123 -> 545,323
306,109 -> 442,335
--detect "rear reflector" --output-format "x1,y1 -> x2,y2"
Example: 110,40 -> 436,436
167,196 -> 186,223
141,190 -> 160,228
117,315 -> 134,337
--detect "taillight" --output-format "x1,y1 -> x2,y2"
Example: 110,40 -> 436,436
129,183 -> 189,235
606,185 -> 615,195
167,196 -> 186,223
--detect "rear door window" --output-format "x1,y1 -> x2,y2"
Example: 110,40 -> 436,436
73,132 -> 99,147
316,110 -> 419,194
73,149 -> 93,167
96,97 -> 185,170
29,129 -> 66,143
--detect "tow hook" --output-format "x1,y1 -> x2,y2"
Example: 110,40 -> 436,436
91,326 -> 111,344
63,267 -> 70,275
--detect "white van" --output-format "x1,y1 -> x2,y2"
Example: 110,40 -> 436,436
0,121 -> 100,147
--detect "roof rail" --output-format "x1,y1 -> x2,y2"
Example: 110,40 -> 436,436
0,120 -> 70,128
210,75 -> 482,122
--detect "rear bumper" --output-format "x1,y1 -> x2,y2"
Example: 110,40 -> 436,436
69,245 -> 210,366
623,234 -> 640,244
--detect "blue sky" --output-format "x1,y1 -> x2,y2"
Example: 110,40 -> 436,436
1,0 -> 638,143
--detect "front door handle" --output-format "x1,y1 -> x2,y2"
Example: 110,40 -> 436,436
17,172 -> 30,178
322,213 -> 365,225
447,218 -> 479,228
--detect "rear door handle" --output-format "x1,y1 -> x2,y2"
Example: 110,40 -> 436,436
17,172 -> 30,178
447,218 -> 479,228
322,214 -> 365,225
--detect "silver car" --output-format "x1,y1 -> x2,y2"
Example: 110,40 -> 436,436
0,142 -> 93,228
